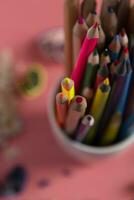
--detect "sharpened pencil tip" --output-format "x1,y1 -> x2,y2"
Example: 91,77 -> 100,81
93,22 -> 99,29
76,96 -> 83,104
64,77 -> 70,84
103,78 -> 110,86
120,28 -> 126,36
78,16 -> 84,24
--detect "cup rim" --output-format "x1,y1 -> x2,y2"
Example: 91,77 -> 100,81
48,80 -> 134,156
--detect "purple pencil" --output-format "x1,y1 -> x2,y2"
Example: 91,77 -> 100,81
76,115 -> 94,142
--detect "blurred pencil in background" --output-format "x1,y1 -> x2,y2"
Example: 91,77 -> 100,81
81,0 -> 97,19
110,60 -> 120,83
108,35 -> 121,62
128,3 -> 134,38
117,0 -> 130,32
100,0 -> 120,20
97,25 -> 106,52
86,11 -> 100,28
119,29 -> 129,48
64,0 -> 79,75
101,6 -> 118,42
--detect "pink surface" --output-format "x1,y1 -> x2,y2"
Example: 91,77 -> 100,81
0,0 -> 134,200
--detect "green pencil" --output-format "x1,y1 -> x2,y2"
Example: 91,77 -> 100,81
81,49 -> 99,100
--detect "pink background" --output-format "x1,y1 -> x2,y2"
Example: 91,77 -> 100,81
0,0 -> 134,199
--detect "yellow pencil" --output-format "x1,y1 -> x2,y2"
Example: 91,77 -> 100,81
100,112 -> 122,145
61,77 -> 75,102
85,78 -> 111,144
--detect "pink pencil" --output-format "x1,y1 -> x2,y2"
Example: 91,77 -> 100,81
71,22 -> 99,93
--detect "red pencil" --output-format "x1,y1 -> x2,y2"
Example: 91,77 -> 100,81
71,22 -> 99,93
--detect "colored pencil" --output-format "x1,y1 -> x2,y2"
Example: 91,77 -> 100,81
120,29 -> 129,48
65,96 -> 87,135
82,49 -> 99,99
71,23 -> 99,93
119,113 -> 134,141
109,35 -> 121,62
101,6 -> 118,41
73,17 -> 88,65
100,48 -> 111,66
86,11 -> 100,28
64,0 -> 79,75
61,77 -> 75,102
110,60 -> 120,83
95,63 -> 109,90
81,0 -> 97,19
117,0 -> 130,32
85,78 -> 111,144
100,0 -> 121,20
56,93 -> 68,127
100,61 -> 132,145
97,58 -> 127,137
97,25 -> 106,52
76,115 -> 94,142
128,4 -> 134,37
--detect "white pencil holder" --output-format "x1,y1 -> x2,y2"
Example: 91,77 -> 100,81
48,80 -> 134,162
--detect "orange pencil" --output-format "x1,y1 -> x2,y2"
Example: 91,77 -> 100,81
56,93 -> 68,127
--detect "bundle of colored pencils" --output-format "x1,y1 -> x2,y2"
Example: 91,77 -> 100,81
55,0 -> 134,147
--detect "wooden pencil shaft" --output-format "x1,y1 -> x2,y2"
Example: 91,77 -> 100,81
101,0 -> 121,20
65,96 -> 87,134
128,4 -> 134,36
101,6 -> 118,40
64,0 -> 79,75
86,12 -> 100,28
81,0 -> 96,18
117,0 -> 130,32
